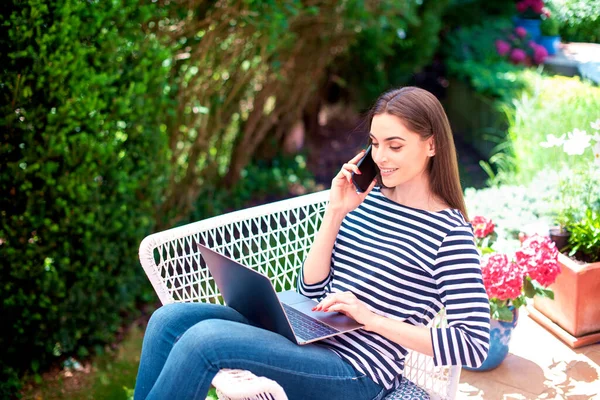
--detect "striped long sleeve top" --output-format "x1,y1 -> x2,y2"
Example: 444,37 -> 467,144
297,186 -> 491,390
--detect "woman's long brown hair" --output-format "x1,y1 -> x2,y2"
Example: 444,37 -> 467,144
368,86 -> 469,220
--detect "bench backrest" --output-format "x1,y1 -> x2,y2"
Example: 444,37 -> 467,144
139,190 -> 330,305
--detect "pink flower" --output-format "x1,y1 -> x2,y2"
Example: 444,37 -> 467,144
532,44 -> 548,64
481,253 -> 525,301
531,0 -> 545,14
495,40 -> 511,56
516,235 -> 560,287
510,48 -> 527,63
516,1 -> 528,13
472,215 -> 495,238
515,27 -> 528,38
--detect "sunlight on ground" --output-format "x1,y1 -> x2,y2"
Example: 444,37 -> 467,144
20,324 -> 219,400
20,325 -> 144,400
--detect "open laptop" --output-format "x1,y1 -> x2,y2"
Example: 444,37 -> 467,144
196,243 -> 363,345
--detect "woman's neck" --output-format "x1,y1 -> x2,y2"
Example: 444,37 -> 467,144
381,176 -> 447,212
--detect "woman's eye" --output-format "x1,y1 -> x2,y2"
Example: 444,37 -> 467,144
390,146 -> 402,150
372,143 -> 379,148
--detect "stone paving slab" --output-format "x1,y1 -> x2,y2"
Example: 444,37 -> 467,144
544,42 -> 600,84
458,308 -> 600,399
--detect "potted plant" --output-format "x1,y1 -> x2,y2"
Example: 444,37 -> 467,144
514,0 -> 550,41
539,15 -> 561,55
529,120 -> 600,348
464,216 -> 559,371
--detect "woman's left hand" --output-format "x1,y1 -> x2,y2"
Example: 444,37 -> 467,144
312,291 -> 378,329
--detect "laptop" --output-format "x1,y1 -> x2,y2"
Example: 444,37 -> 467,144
196,243 -> 363,345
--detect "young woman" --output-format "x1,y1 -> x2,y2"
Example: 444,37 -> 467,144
134,87 -> 490,400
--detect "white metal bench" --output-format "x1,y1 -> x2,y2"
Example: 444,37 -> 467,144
139,190 -> 461,400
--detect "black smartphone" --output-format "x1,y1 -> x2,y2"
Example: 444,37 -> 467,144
351,145 -> 379,193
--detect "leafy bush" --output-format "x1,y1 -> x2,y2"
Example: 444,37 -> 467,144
321,0 -> 449,110
190,153 -> 318,224
443,18 -> 539,100
443,0 -> 514,30
0,0 -> 170,395
548,0 -> 600,43
541,15 -> 561,36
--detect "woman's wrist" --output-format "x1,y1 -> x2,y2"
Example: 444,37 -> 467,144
363,312 -> 384,332
324,205 -> 347,223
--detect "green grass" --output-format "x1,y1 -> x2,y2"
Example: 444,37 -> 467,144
20,325 -> 144,400
20,323 -> 221,399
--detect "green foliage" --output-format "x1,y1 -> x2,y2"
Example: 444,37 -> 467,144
491,75 -> 600,184
443,18 -> 536,100
155,0 -> 444,225
567,207 -> 600,262
443,0 -> 515,29
0,0 -> 170,395
189,153 -> 317,223
548,0 -> 600,43
490,302 -> 515,322
332,0 -> 448,109
541,16 -> 561,36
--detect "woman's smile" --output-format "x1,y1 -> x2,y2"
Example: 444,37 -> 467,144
379,167 -> 398,176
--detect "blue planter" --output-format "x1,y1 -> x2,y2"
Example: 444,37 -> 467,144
464,308 -> 519,372
514,18 -> 542,41
538,35 -> 561,56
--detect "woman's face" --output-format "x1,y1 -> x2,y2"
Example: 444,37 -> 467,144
369,113 -> 434,188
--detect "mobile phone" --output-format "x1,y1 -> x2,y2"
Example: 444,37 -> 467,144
351,145 -> 379,193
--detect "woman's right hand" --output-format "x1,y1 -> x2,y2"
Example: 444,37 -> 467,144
328,150 -> 377,216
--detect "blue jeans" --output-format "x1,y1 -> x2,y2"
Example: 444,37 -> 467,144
134,302 -> 389,400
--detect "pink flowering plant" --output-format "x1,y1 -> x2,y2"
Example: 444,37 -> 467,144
495,26 -> 548,65
474,216 -> 560,322
515,0 -> 551,20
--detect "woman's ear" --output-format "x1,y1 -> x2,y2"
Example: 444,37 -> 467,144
428,137 -> 436,157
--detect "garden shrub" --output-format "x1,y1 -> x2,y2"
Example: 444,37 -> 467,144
189,153 -> 318,225
443,17 -> 538,101
548,0 -> 600,43
443,0 -> 514,30
0,0 -> 170,395
332,0 -> 449,109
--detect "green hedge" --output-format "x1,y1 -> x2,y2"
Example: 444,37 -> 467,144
0,0 -> 170,395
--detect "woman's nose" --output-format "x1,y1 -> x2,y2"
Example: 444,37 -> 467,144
373,149 -> 386,164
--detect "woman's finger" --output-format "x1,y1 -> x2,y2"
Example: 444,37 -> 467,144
313,293 -> 350,311
348,150 -> 367,165
340,169 -> 352,183
327,304 -> 353,318
342,163 -> 361,174
313,295 -> 337,311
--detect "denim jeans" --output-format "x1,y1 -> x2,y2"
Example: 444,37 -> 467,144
134,302 -> 389,400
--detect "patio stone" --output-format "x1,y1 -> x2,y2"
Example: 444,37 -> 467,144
458,309 -> 600,399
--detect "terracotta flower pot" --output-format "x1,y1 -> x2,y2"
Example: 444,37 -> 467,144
530,252 -> 600,348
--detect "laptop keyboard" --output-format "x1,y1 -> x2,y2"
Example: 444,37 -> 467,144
282,303 -> 339,341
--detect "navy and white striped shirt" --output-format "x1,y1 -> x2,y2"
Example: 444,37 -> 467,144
297,186 -> 491,390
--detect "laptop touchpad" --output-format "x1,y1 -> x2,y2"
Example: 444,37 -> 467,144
292,299 -> 363,331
